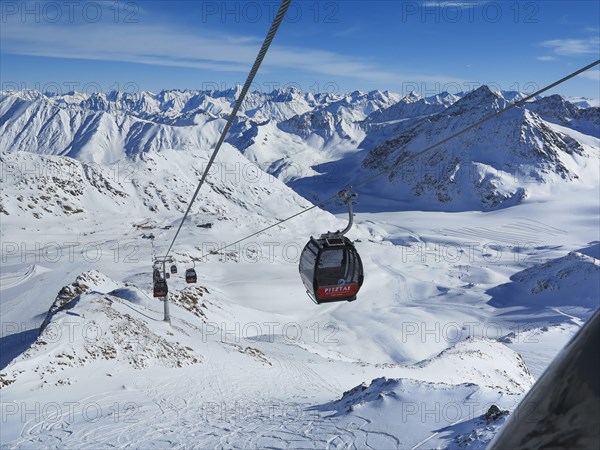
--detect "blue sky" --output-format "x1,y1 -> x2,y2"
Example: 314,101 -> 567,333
1,1 -> 599,99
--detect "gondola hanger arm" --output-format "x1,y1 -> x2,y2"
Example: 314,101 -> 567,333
322,190 -> 358,238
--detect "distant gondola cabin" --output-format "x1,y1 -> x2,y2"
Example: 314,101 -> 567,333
185,268 -> 197,284
153,279 -> 168,297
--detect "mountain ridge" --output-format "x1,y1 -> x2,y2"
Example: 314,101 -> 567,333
1,86 -> 598,212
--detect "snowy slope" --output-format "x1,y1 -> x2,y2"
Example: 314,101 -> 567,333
0,145 -> 323,225
487,245 -> 600,312
1,266 -> 533,449
318,377 -> 517,450
1,85 -> 599,449
3,179 -> 599,448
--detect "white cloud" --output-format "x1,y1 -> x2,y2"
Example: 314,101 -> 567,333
578,70 -> 600,81
0,17 -> 466,87
332,26 -> 362,38
540,38 -> 600,56
536,56 -> 556,62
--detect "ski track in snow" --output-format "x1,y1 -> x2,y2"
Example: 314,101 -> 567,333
6,376 -> 401,449
0,265 -> 39,290
434,218 -> 568,245
372,256 -> 414,304
550,307 -> 584,327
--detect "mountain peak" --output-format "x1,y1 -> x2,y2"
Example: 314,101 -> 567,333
461,85 -> 499,102
404,91 -> 421,102
446,85 -> 507,115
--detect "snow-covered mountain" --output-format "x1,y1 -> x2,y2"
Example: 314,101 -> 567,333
358,86 -> 599,210
523,94 -> 600,137
0,90 -> 229,164
0,88 -> 398,163
487,243 -> 600,311
1,85 -> 599,448
0,146 -> 317,228
3,86 -> 596,213
363,91 -> 459,125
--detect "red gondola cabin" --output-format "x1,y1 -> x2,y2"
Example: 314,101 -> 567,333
153,279 -> 168,297
185,268 -> 197,284
299,236 -> 363,304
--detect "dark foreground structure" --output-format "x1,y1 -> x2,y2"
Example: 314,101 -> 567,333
489,308 -> 600,449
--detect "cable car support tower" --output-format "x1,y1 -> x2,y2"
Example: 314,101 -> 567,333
154,255 -> 174,322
